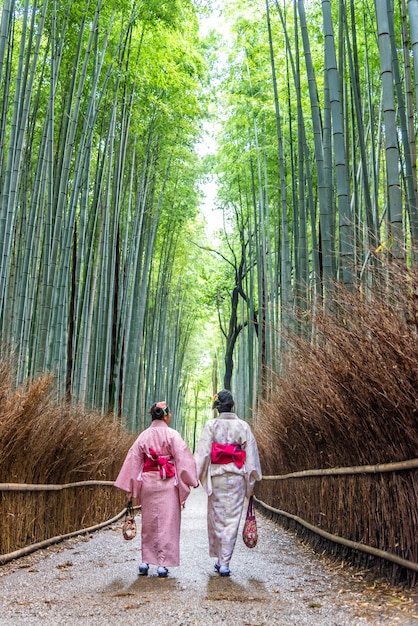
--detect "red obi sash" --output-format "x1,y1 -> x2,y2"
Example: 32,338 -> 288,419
211,442 -> 246,469
143,448 -> 175,480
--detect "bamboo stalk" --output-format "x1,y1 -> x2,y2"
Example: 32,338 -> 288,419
255,496 -> 418,572
3,457 -> 418,491
262,457 -> 418,479
0,480 -> 115,491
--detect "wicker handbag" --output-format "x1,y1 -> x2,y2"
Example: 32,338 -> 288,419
122,500 -> 137,540
242,495 -> 258,548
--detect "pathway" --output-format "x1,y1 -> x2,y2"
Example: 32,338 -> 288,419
0,487 -> 417,625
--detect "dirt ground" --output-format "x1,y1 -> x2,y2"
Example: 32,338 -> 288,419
0,487 -> 417,625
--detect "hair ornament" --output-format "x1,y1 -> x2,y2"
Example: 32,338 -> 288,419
156,401 -> 168,415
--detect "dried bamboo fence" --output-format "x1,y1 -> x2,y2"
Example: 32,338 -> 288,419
2,459 -> 418,587
0,480 -> 129,560
255,457 -> 418,587
0,504 -> 129,565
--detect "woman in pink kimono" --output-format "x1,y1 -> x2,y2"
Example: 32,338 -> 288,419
114,401 -> 198,578
194,389 -> 262,577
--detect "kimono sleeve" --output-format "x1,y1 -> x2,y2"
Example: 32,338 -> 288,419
171,432 -> 198,505
244,425 -> 262,497
194,421 -> 214,495
114,440 -> 144,501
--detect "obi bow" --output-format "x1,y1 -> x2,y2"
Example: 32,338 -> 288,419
211,442 -> 246,469
144,448 -> 176,479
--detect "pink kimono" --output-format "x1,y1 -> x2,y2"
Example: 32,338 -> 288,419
114,420 -> 197,567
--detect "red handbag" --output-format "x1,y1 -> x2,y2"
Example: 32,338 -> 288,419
242,495 -> 258,548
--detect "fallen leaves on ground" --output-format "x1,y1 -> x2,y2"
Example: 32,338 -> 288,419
56,561 -> 73,569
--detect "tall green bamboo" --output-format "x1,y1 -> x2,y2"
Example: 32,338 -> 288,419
0,0 -> 207,435
265,0 -> 292,335
375,0 -> 404,259
298,0 -> 335,299
322,0 -> 355,286
389,0 -> 418,250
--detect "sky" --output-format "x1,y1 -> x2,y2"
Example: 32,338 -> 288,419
195,122 -> 220,237
196,4 -> 231,237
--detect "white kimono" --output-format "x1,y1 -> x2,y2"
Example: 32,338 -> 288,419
194,412 -> 262,568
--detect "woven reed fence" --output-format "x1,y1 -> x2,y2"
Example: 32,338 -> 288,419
255,457 -> 418,587
3,458 -> 418,589
0,480 -> 128,560
0,371 -> 137,561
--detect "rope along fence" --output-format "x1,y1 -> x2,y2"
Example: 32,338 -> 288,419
0,480 -> 135,565
0,480 -> 116,491
254,499 -> 418,573
261,457 -> 418,480
0,506 -> 129,565
1,459 -> 418,577
256,457 -> 418,578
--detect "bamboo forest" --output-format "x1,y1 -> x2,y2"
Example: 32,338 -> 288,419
1,0 -> 418,431
2,0 -> 418,595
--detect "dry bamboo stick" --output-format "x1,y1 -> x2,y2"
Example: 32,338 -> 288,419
2,456 -> 417,492
255,496 -> 418,572
2,457 -> 417,492
262,457 -> 418,480
0,480 -> 115,491
0,504 -> 141,565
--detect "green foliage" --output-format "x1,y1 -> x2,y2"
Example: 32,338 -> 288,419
0,0 -> 211,432
3,0 -> 418,435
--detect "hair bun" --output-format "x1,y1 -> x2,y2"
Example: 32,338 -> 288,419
212,389 -> 234,412
150,401 -> 169,420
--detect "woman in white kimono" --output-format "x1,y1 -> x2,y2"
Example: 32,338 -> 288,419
114,402 -> 198,578
194,389 -> 262,577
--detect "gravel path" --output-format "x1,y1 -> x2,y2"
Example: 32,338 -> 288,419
0,487 -> 417,625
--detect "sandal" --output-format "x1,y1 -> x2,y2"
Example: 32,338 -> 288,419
138,563 -> 149,576
157,566 -> 168,578
219,566 -> 230,577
